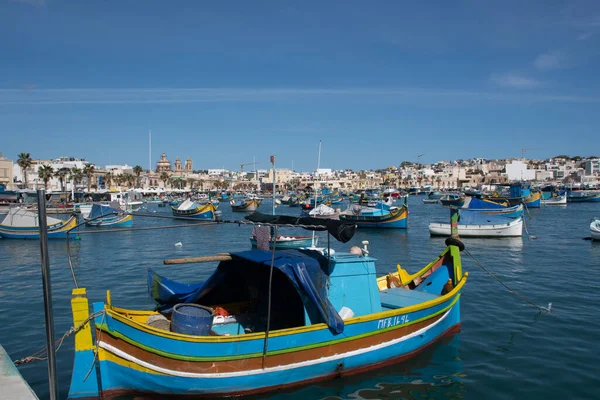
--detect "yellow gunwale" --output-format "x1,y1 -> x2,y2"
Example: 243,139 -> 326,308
0,216 -> 77,231
102,245 -> 467,343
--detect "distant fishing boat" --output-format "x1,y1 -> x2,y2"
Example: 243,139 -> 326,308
0,207 -> 77,239
429,212 -> 523,238
250,235 -> 314,249
541,192 -> 567,206
171,199 -> 216,220
84,204 -> 133,227
567,191 -> 600,203
462,197 -> 523,218
439,193 -> 465,207
523,191 -> 542,208
230,198 -> 261,212
591,218 -> 600,241
339,203 -> 408,229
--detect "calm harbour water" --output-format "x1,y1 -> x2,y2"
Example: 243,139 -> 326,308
1,196 -> 599,400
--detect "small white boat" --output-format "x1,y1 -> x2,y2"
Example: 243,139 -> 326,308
541,193 -> 567,206
309,204 -> 339,219
429,216 -> 523,237
591,218 -> 600,241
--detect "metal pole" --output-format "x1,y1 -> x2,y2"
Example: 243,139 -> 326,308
271,155 -> 276,215
37,189 -> 59,400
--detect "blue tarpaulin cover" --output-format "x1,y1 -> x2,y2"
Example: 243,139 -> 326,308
148,249 -> 345,334
465,197 -> 508,210
458,210 -> 514,225
88,204 -> 120,219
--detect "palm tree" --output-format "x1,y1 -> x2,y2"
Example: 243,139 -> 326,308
187,178 -> 196,190
133,165 -> 143,188
17,153 -> 32,188
69,168 -> 83,190
55,167 -> 69,191
83,164 -> 95,193
122,173 -> 135,189
103,172 -> 113,190
160,172 -> 170,188
198,179 -> 205,192
38,165 -> 54,189
111,175 -> 121,189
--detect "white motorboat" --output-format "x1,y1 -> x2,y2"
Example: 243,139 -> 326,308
429,216 -> 523,238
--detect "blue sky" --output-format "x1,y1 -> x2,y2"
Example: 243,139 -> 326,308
1,0 -> 599,171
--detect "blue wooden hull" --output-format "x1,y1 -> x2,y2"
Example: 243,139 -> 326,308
0,216 -> 77,239
85,299 -> 460,397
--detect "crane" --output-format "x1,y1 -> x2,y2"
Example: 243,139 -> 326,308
521,148 -> 540,159
240,161 -> 260,173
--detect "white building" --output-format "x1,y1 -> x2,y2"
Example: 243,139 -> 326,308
584,159 -> 599,175
505,160 -> 536,181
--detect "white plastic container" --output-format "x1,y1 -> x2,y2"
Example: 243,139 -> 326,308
338,306 -> 354,320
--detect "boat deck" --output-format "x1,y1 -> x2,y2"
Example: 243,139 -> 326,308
379,287 -> 440,309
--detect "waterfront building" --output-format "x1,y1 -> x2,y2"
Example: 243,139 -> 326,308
156,153 -> 172,173
0,153 -> 14,191
584,158 -> 599,176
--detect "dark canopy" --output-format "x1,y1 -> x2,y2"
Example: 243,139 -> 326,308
245,212 -> 356,243
148,249 -> 344,334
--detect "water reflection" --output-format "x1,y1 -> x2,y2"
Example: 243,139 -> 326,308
254,336 -> 465,400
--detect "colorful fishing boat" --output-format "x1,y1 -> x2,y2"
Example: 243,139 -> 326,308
462,197 -> 523,218
250,235 -> 314,249
339,204 -> 408,229
0,207 -> 77,239
171,199 -> 217,220
429,212 -> 522,238
567,191 -> 600,203
541,192 -> 567,206
67,215 -> 466,399
230,198 -> 262,212
439,193 -> 465,207
591,218 -> 600,241
523,191 -> 542,208
84,204 -> 133,228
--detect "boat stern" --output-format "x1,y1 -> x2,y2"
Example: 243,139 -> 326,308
68,288 -> 100,399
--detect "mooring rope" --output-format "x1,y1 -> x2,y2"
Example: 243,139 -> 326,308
13,310 -> 105,366
464,248 -> 551,313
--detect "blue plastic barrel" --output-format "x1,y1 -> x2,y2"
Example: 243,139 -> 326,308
170,304 -> 214,335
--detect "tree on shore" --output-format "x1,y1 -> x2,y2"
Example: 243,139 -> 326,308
55,167 -> 70,191
38,165 -> 54,189
69,168 -> 83,190
17,153 -> 32,188
83,164 -> 95,193
103,172 -> 113,190
133,165 -> 143,188
160,172 -> 170,189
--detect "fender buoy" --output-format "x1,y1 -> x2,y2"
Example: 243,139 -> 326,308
445,237 -> 465,251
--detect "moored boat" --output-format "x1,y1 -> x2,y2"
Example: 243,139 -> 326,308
541,192 -> 567,206
567,191 -> 600,203
250,235 -> 314,249
84,204 -> 133,227
67,215 -> 467,399
439,193 -> 465,208
429,212 -> 522,238
339,204 -> 408,229
230,198 -> 262,212
0,207 -> 77,239
171,199 -> 217,220
523,191 -> 542,208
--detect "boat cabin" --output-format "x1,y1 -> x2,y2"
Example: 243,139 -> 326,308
148,247 -> 460,336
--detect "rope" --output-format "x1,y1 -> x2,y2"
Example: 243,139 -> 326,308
464,249 -> 551,313
14,310 -> 105,366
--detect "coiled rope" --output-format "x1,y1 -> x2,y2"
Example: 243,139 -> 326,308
13,310 -> 105,366
464,248 -> 551,313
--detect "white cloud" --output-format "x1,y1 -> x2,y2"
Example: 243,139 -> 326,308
490,74 -> 544,89
534,50 -> 570,71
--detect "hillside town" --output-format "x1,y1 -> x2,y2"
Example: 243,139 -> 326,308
1,151 -> 599,194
